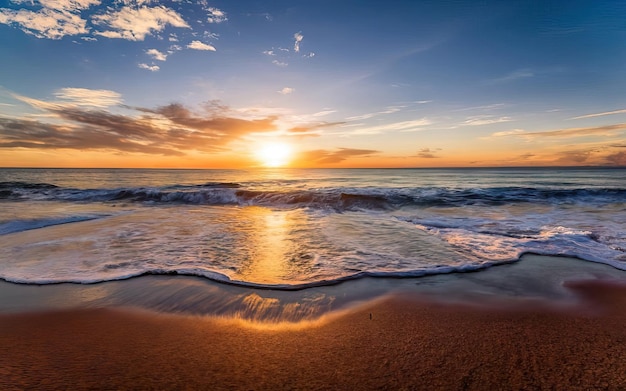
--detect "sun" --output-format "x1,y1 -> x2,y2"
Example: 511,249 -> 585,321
255,142 -> 293,167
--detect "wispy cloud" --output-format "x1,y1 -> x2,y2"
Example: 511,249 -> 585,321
487,69 -> 534,84
571,108 -> 626,120
92,5 -> 189,41
1,93 -> 278,155
312,110 -> 336,117
138,63 -> 159,72
462,116 -> 512,126
187,40 -> 216,51
490,129 -> 525,137
346,106 -> 404,121
491,124 -> 626,139
278,87 -> 294,95
146,48 -> 167,61
53,88 -> 122,107
299,148 -> 378,164
13,87 -> 122,109
287,121 -> 345,135
349,118 -> 432,135
453,103 -> 506,112
293,31 -> 303,52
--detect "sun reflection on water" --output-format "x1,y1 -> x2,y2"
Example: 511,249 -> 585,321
233,207 -> 300,284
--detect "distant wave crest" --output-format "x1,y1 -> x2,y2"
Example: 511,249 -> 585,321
2,181 -> 626,211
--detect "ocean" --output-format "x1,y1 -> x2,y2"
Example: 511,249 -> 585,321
1,167 -> 624,291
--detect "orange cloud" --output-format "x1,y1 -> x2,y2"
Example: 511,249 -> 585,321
0,100 -> 278,156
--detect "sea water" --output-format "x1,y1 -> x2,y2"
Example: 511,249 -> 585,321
1,167 -> 625,289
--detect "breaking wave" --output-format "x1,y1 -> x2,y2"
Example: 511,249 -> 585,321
2,181 -> 625,211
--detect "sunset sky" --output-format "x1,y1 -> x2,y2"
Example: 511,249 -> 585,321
1,0 -> 625,168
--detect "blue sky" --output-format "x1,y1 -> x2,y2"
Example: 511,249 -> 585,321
1,0 -> 625,167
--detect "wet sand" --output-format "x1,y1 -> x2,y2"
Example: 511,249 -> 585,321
1,279 -> 626,390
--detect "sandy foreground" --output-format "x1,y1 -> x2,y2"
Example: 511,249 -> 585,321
1,279 -> 626,390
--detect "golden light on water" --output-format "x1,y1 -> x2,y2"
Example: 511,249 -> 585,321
255,142 -> 293,167
233,207 -> 294,284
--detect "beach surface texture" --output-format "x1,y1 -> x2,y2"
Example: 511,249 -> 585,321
1,277 -> 626,390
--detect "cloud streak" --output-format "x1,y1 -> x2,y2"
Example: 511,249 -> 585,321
349,118 -> 431,135
571,109 -> 626,120
288,121 -> 345,135
53,88 -> 123,107
462,116 -> 512,126
299,148 -> 378,164
491,124 -> 626,139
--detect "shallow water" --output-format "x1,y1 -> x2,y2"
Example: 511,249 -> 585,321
1,168 -> 625,288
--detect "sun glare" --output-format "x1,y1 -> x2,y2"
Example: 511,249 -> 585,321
255,142 -> 292,167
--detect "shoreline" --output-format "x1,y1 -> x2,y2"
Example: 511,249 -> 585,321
2,279 -> 626,390
1,254 -> 626,319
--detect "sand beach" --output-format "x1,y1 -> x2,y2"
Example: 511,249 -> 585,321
1,255 -> 626,390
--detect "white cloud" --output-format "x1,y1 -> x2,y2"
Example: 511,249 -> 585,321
138,63 -> 159,72
146,48 -> 167,61
206,7 -> 227,23
571,108 -> 626,120
293,31 -> 303,52
81,36 -> 97,41
278,87 -> 294,95
263,50 -> 275,56
187,40 -> 216,51
272,60 -> 288,67
92,5 -> 189,41
169,33 -> 178,42
0,8 -> 90,39
303,52 -> 315,58
39,0 -> 100,11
